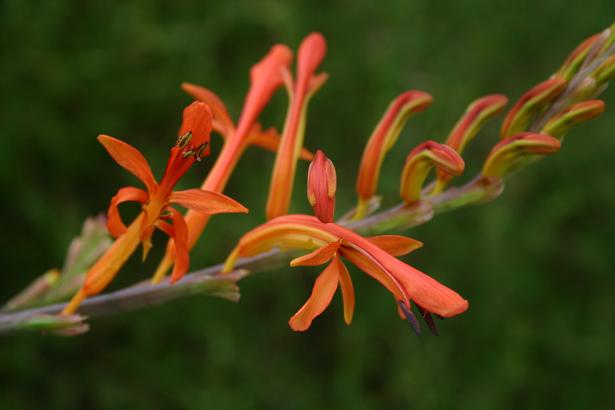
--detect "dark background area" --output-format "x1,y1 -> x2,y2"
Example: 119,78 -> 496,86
1,1 -> 614,409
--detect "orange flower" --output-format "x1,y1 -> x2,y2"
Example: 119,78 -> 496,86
265,32 -> 328,220
62,102 -> 247,314
224,152 -> 468,333
223,214 -> 468,333
152,43 -> 311,283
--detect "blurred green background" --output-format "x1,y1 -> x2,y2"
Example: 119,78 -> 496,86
1,1 -> 614,409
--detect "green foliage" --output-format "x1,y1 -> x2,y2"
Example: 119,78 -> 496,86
1,0 -> 614,408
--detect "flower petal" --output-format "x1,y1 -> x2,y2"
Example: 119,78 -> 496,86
107,186 -> 148,238
181,82 -> 235,137
178,101 -> 213,149
289,255 -> 340,331
337,258 -> 355,325
237,44 -> 294,137
367,235 -> 423,256
290,240 -> 341,267
170,189 -> 248,215
165,208 -> 189,284
98,135 -> 157,193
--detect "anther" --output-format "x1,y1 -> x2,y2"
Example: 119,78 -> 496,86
176,131 -> 193,148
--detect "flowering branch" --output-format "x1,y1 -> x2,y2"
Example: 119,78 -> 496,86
1,23 -> 614,336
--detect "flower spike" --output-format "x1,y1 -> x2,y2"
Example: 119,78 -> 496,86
307,150 -> 336,223
266,32 -> 328,220
500,77 -> 567,139
482,132 -> 561,179
541,100 -> 605,140
354,91 -> 433,219
400,141 -> 465,204
433,94 -> 508,192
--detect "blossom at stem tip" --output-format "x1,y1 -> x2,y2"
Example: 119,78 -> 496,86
62,102 -> 248,314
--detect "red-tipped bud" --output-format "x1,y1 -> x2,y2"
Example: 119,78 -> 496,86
556,33 -> 602,80
482,132 -> 561,179
307,150 -> 337,223
542,100 -> 605,139
446,94 -> 509,153
354,90 -> 433,218
433,94 -> 508,192
594,54 -> 615,86
400,141 -> 465,204
501,77 -> 567,139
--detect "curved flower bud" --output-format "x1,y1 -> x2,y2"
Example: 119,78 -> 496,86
501,77 -> 567,138
482,132 -> 561,179
556,33 -> 602,80
593,54 -> 615,86
307,150 -> 336,223
542,100 -> 605,139
266,33 -> 328,220
354,91 -> 433,219
433,95 -> 508,192
400,141 -> 465,204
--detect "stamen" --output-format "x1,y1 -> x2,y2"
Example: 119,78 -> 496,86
176,131 -> 193,148
398,301 -> 421,336
195,142 -> 209,160
418,306 -> 439,336
182,149 -> 195,158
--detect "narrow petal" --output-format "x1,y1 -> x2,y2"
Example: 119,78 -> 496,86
307,150 -> 337,223
106,186 -> 148,238
178,101 -> 213,148
181,82 -> 235,137
354,90 -> 433,219
337,258 -> 355,325
166,208 -> 189,283
290,240 -> 341,267
170,189 -> 248,215
367,235 -> 423,256
289,256 -> 340,331
98,135 -> 157,193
